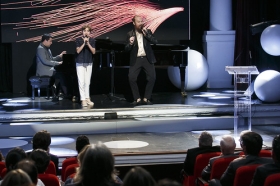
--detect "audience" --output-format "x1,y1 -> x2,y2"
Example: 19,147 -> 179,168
66,142 -> 121,186
122,166 -> 156,186
4,147 -> 27,173
250,134 -> 280,186
0,151 -> 3,161
209,131 -> 273,186
16,159 -> 45,186
158,178 -> 182,186
75,135 -> 90,154
31,130 -> 59,174
182,131 -> 220,176
29,149 -> 51,174
201,135 -> 238,181
0,169 -> 34,186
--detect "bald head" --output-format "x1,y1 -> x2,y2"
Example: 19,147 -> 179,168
220,135 -> 236,155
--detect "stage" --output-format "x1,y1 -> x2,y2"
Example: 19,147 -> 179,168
0,89 -> 280,177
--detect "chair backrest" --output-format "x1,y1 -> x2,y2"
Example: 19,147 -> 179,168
239,149 -> 272,158
44,161 -> 56,175
65,163 -> 79,181
0,168 -> 7,179
193,152 -> 221,178
61,157 -> 78,181
210,156 -> 238,180
38,174 -> 60,186
0,162 -> 5,176
233,164 -> 260,186
264,173 -> 280,186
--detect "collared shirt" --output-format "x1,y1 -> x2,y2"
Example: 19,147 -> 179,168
135,31 -> 146,57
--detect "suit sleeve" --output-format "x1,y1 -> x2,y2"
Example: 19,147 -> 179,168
125,32 -> 133,52
144,29 -> 158,44
249,166 -> 265,186
183,149 -> 195,175
37,47 -> 61,67
220,162 -> 235,186
201,160 -> 212,181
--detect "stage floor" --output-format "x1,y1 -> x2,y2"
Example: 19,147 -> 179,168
0,89 -> 280,167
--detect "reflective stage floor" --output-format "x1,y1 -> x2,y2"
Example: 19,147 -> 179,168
0,89 -> 280,169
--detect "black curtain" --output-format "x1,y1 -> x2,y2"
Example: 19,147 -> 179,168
234,0 -> 280,72
0,43 -> 12,92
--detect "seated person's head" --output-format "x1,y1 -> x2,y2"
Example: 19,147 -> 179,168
15,159 -> 38,185
29,149 -> 51,174
199,131 -> 213,147
122,166 -> 156,186
0,169 -> 33,186
239,131 -> 263,156
158,179 -> 182,186
77,144 -> 91,165
75,142 -> 115,185
272,135 -> 280,162
76,135 -> 90,154
5,147 -> 27,172
0,151 -> 4,161
32,130 -> 51,152
220,135 -> 236,155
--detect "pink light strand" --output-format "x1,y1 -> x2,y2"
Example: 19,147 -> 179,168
2,0 -> 183,42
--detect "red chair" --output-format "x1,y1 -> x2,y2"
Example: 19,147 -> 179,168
264,173 -> 280,186
61,157 -> 78,181
45,161 -> 56,175
38,174 -> 60,186
233,164 -> 260,186
239,149 -> 272,158
197,156 -> 238,186
64,163 -> 79,181
183,152 -> 221,186
0,168 -> 7,179
0,162 -> 5,176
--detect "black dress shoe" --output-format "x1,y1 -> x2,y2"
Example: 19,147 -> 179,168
143,99 -> 153,105
131,100 -> 141,106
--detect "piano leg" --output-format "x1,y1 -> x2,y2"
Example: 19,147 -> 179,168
180,66 -> 187,97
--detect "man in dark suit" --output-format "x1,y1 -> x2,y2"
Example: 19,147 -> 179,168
209,131 -> 273,186
182,131 -> 221,176
201,135 -> 239,181
250,135 -> 280,186
125,15 -> 158,106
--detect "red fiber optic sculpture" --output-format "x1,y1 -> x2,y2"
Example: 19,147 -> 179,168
1,0 -> 184,42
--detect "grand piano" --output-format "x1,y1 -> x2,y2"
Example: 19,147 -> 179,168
57,39 -> 190,97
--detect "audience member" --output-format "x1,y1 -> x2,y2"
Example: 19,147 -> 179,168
158,178 -> 182,186
0,151 -> 4,161
75,135 -> 90,154
182,131 -> 220,176
5,147 -> 27,173
250,134 -> 280,186
16,159 -> 45,186
66,142 -> 121,186
64,144 -> 91,185
29,149 -> 51,174
201,135 -> 238,181
31,130 -> 58,174
0,169 -> 34,186
209,131 -> 273,186
122,166 -> 157,186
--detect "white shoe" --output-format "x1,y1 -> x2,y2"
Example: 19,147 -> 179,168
86,98 -> 94,106
81,100 -> 87,107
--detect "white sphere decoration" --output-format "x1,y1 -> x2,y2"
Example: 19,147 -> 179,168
260,24 -> 280,56
167,49 -> 208,91
254,70 -> 280,102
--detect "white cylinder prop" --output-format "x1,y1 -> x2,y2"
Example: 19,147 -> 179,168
210,0 -> 232,31
260,24 -> 280,56
167,49 -> 208,91
254,70 -> 280,102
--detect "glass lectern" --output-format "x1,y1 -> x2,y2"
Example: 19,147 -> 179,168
225,66 -> 259,137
